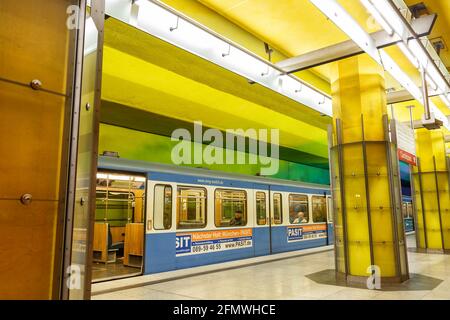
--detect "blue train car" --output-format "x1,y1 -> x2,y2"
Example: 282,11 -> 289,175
96,156 -> 333,276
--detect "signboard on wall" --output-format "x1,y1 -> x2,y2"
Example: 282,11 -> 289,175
176,228 -> 252,256
395,121 -> 417,166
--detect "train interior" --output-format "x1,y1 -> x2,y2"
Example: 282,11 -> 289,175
92,172 -> 146,282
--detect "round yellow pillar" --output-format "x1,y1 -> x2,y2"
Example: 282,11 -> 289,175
329,55 -> 409,283
412,128 -> 450,252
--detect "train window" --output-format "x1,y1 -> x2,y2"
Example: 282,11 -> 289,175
177,187 -> 207,229
215,189 -> 247,227
312,196 -> 327,223
289,194 -> 308,224
402,202 -> 408,218
95,190 -> 134,227
256,192 -> 267,225
153,185 -> 172,230
273,193 -> 283,224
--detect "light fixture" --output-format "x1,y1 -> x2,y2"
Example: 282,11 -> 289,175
360,0 -> 394,35
310,0 -> 449,129
425,75 -> 438,92
360,0 -> 406,37
84,17 -> 98,56
310,0 -> 381,64
359,0 -> 450,108
440,94 -> 450,107
96,173 -> 108,180
121,0 -> 333,116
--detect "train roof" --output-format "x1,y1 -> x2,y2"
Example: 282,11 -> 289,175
98,156 -> 330,191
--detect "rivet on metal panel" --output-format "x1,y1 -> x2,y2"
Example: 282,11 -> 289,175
85,103 -> 91,111
30,79 -> 42,90
20,194 -> 32,205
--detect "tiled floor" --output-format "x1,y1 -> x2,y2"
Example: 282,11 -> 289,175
93,235 -> 450,300
92,259 -> 141,282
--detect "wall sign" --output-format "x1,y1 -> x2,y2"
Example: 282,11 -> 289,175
395,121 -> 417,166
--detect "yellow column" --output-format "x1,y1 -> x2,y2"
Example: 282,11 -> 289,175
412,128 -> 450,252
330,55 -> 409,283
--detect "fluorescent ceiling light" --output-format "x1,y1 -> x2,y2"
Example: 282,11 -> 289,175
96,173 -> 145,182
311,0 -> 449,129
361,0 -> 450,109
441,94 -> 450,108
425,75 -> 438,91
360,0 -> 394,35
310,0 -> 381,64
128,0 -> 332,116
97,173 -> 108,179
84,17 -> 98,55
360,0 -> 406,38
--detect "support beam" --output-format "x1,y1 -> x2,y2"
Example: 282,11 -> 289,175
386,89 -> 439,105
412,128 -> 450,252
329,55 -> 409,283
276,14 -> 436,73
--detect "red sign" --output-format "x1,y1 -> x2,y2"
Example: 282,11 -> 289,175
398,149 -> 417,166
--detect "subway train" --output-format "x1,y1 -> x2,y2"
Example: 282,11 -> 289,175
92,156 -> 413,280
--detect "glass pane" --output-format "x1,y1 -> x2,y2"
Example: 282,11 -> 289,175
154,185 -> 172,230
273,193 -> 282,224
312,196 -> 327,223
215,189 -> 247,227
68,8 -> 99,300
289,194 -> 309,224
256,192 -> 267,225
177,187 -> 207,229
92,172 -> 145,282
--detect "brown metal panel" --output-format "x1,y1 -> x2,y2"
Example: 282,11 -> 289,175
0,199 -> 59,299
0,80 -> 66,201
0,0 -> 76,94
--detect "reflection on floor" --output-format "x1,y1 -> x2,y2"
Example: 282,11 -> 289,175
93,234 -> 450,300
92,258 -> 141,282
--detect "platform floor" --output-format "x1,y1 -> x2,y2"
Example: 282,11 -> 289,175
92,235 -> 450,300
92,259 -> 142,282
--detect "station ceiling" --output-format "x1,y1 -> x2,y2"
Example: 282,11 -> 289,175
162,0 -> 450,123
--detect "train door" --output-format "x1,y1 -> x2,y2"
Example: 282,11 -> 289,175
91,171 -> 146,282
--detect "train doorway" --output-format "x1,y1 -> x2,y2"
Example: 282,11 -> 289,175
92,171 -> 146,282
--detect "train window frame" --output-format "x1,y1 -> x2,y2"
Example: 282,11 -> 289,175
311,195 -> 327,223
176,186 -> 207,230
288,193 -> 309,224
153,184 -> 173,230
272,193 -> 283,225
214,188 -> 248,228
95,189 -> 136,227
256,191 -> 267,226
